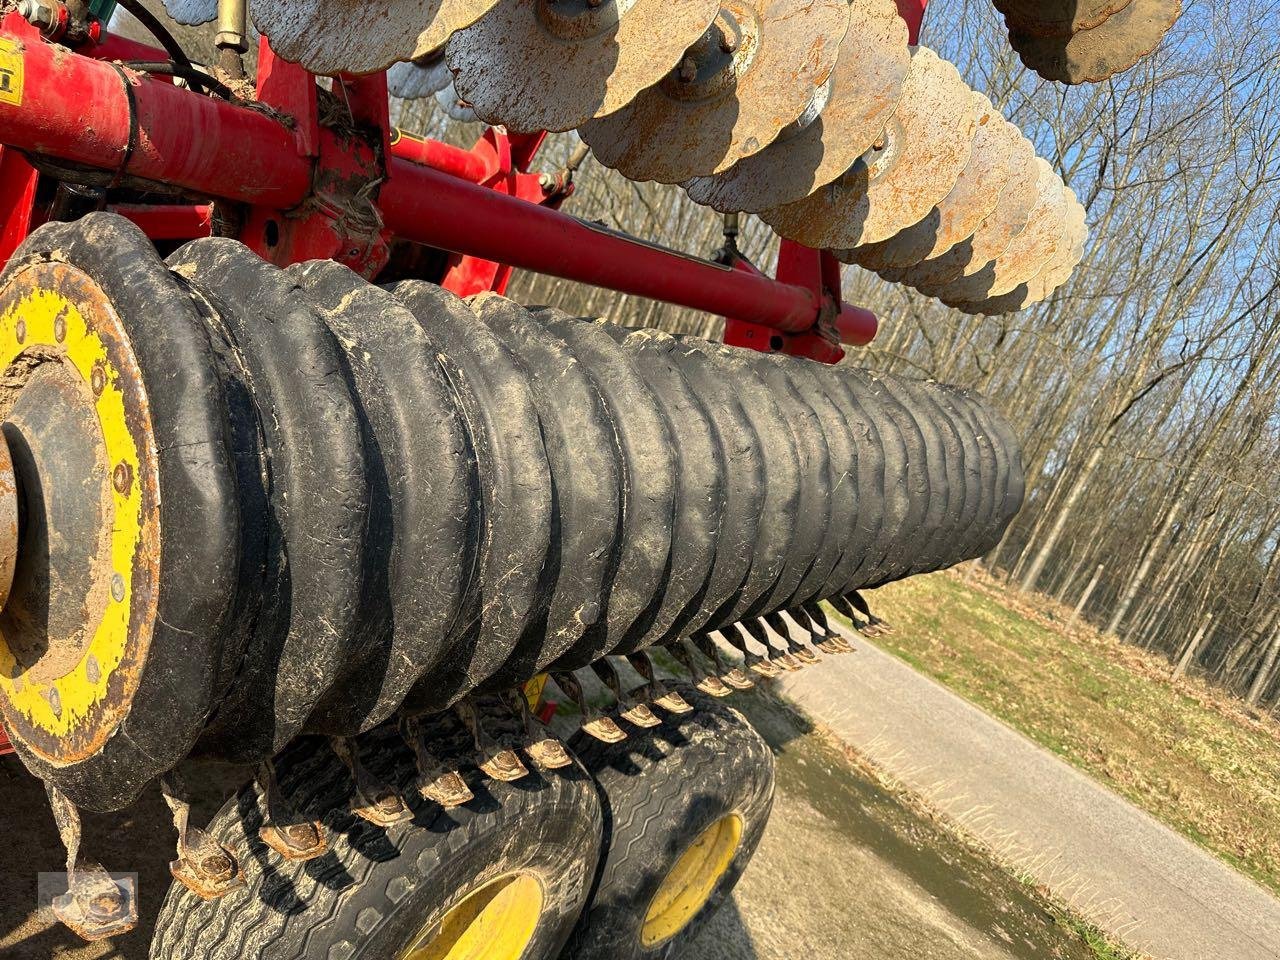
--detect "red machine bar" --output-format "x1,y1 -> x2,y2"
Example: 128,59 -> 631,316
390,129 -> 492,184
111,203 -> 213,239
0,21 -> 876,346
0,722 -> 13,756
381,161 -> 829,335
0,29 -> 308,208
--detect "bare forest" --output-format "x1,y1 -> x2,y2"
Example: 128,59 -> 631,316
127,0 -> 1280,710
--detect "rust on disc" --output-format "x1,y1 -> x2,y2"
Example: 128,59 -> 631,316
252,0 -> 501,75
884,124 -> 1038,292
993,0 -> 1133,37
387,50 -> 454,100
579,0 -> 852,183
1009,0 -> 1181,84
446,0 -> 721,134
965,189 -> 1088,315
846,91 -> 1014,273
436,81 -> 480,122
682,0 -> 908,213
760,46 -> 975,249
935,158 -> 1068,306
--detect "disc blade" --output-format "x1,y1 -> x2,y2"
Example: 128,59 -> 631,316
387,51 -> 454,100
681,0 -> 908,213
446,0 -> 720,134
414,0 -> 508,56
960,190 -> 1087,315
437,81 -> 480,122
760,46 -> 975,249
579,0 -> 852,183
845,91 -> 1016,272
163,0 -> 218,26
883,125 -> 1038,291
252,0 -> 500,75
993,0 -> 1133,36
1007,0 -> 1181,84
933,159 -> 1068,305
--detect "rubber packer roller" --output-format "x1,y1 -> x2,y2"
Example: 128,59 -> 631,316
0,213 -> 1024,813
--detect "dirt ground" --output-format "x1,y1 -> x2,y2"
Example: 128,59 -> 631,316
0,692 -> 1093,960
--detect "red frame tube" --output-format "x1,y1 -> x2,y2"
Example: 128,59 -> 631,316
382,161 -> 826,335
0,12 -> 883,352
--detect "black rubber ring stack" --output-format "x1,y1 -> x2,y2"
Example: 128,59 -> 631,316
0,216 -> 1024,810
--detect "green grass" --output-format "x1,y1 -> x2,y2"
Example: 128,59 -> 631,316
842,570 -> 1280,898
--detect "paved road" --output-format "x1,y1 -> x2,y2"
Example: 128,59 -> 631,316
776,628 -> 1280,960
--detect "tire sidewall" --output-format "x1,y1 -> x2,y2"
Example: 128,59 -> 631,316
568,693 -> 775,960
353,768 -> 600,960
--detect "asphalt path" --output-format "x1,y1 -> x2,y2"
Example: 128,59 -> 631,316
776,627 -> 1280,960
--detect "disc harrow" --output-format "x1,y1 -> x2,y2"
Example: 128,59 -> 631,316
0,213 -> 1023,815
201,0 -> 1183,316
994,0 -> 1182,84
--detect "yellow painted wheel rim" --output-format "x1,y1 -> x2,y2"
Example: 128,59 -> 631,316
0,261 -> 159,764
400,872 -> 544,960
641,813 -> 743,946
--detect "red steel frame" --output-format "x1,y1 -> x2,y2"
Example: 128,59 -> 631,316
0,2 -> 930,756
0,8 -> 933,362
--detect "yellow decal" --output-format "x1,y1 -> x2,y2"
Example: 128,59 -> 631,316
0,38 -> 24,107
522,674 -> 549,711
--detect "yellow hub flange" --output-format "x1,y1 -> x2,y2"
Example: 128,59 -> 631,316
0,260 -> 159,766
401,872 -> 545,960
641,813 -> 743,946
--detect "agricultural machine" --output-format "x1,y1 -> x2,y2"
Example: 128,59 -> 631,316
0,0 -> 1177,956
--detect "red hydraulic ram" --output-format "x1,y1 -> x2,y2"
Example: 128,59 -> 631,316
0,22 -> 876,346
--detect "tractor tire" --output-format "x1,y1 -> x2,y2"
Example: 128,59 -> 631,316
562,686 -> 775,960
149,723 -> 602,960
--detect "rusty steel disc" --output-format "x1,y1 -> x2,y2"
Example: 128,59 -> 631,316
961,189 -> 1088,315
845,91 -> 1015,273
446,0 -> 721,134
760,46 -> 975,250
387,50 -> 454,100
163,0 -> 217,25
884,125 -> 1039,292
993,0 -> 1133,37
252,0 -> 501,75
1008,0 -> 1181,84
934,159 -> 1068,305
681,0 -> 908,213
579,0 -> 852,183
436,81 -> 480,122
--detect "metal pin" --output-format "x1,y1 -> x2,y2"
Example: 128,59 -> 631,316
550,670 -> 627,743
46,785 -> 137,941
256,759 -> 329,862
665,638 -> 733,698
591,658 -> 661,728
726,624 -> 782,679
454,698 -> 529,783
498,688 -> 573,770
802,601 -> 853,653
401,713 -> 473,808
691,631 -> 756,690
763,611 -> 822,665
330,737 -> 410,827
739,618 -> 802,671
626,650 -> 693,714
161,772 -> 243,899
848,591 -> 893,635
